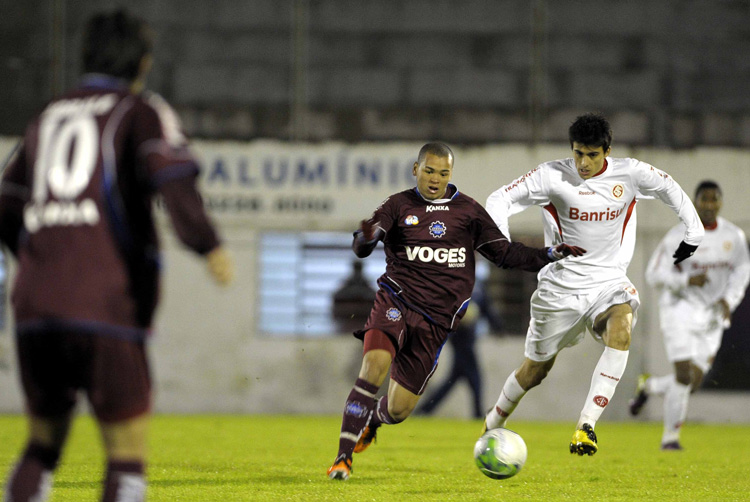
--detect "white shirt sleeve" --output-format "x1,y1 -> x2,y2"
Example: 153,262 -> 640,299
634,161 -> 704,246
723,229 -> 750,311
645,228 -> 688,292
486,165 -> 550,240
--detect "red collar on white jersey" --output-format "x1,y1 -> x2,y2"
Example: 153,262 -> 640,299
591,159 -> 609,178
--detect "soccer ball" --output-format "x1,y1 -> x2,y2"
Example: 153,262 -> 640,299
474,428 -> 527,480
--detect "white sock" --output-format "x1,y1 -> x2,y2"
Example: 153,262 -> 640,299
662,380 -> 690,444
485,371 -> 526,429
578,347 -> 629,429
646,374 -> 673,396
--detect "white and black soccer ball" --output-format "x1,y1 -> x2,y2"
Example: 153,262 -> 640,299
474,428 -> 528,480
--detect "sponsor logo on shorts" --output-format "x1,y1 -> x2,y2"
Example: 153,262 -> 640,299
612,184 -> 624,199
405,215 -> 419,225
624,285 -> 637,295
345,401 -> 369,418
426,205 -> 449,212
386,308 -> 402,322
593,395 -> 609,407
429,221 -> 447,238
405,246 -> 466,267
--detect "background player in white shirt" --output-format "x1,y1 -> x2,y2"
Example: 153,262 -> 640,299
482,113 -> 704,455
629,181 -> 750,450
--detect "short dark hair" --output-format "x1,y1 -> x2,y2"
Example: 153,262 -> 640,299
82,9 -> 152,80
695,180 -> 722,198
569,113 -> 613,152
417,142 -> 454,166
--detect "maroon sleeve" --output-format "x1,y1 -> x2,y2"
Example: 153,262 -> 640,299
352,195 -> 396,258
473,200 -> 551,272
158,176 -> 219,255
0,142 -> 29,254
132,93 -> 197,180
132,94 -> 220,255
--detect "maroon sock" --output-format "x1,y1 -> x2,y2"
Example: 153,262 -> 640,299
370,395 -> 402,427
335,378 -> 379,460
5,442 -> 59,502
101,460 -> 145,502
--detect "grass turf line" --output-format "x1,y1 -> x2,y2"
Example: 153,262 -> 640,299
1,415 -> 749,501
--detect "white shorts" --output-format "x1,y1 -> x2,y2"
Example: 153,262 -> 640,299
524,279 -> 641,362
659,301 -> 724,373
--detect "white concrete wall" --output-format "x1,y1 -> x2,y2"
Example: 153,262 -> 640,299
0,138 -> 748,422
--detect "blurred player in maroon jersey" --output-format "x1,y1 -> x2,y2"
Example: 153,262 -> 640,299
0,10 -> 232,502
327,142 -> 585,480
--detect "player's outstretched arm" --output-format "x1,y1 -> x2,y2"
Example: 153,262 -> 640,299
547,243 -> 587,261
206,246 -> 234,285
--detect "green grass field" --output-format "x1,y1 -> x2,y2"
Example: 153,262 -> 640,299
1,415 -> 749,501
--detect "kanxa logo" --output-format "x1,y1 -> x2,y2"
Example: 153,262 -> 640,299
426,205 -> 449,212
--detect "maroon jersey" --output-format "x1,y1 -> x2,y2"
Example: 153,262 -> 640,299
354,185 -> 550,331
0,75 -> 219,336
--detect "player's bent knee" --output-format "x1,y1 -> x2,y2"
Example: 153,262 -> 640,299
100,414 -> 150,461
604,323 -> 631,349
29,415 -> 72,449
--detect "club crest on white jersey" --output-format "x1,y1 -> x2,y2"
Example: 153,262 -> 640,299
612,184 -> 624,199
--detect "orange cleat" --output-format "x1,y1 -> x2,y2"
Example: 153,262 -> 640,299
327,455 -> 352,481
354,425 -> 379,453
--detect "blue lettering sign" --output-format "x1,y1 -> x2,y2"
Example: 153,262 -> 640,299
207,159 -> 230,184
264,158 -> 288,186
238,158 -> 256,186
356,159 -> 381,185
294,160 -> 329,185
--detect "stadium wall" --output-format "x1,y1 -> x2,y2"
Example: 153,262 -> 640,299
0,137 -> 748,422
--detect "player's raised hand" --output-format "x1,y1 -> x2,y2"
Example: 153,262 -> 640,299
549,243 -> 587,261
672,241 -> 698,265
206,246 -> 234,286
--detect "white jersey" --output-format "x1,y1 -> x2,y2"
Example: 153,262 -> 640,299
646,216 -> 750,313
486,157 -> 704,291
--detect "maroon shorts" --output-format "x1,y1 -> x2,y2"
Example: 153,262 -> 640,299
16,328 -> 151,423
358,290 -> 449,395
